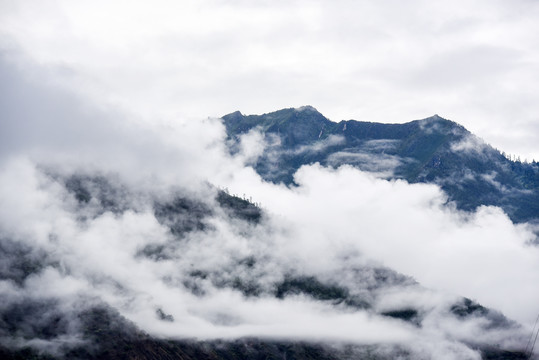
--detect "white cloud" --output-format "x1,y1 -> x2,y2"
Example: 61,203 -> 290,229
450,134 -> 488,153
236,129 -> 267,165
293,134 -> 346,154
221,163 -> 539,326
327,151 -> 403,177
0,154 -> 529,359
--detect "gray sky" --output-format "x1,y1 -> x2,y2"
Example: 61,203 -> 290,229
1,0 -> 538,160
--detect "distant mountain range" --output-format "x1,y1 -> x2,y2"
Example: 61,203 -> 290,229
223,106 -> 539,224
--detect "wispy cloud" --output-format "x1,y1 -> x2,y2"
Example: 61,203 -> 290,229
327,151 -> 403,177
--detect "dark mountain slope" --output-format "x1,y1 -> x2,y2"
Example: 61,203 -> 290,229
222,107 -> 539,223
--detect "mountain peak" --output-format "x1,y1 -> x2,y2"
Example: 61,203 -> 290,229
413,114 -> 467,136
422,114 -> 447,122
294,105 -> 319,113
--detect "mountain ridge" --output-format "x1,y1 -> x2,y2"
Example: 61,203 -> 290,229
222,106 -> 539,224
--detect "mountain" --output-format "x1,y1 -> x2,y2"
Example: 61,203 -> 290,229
1,106 -> 537,360
0,173 -> 531,359
222,106 -> 539,224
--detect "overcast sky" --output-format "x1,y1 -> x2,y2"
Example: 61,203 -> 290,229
1,0 -> 538,160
